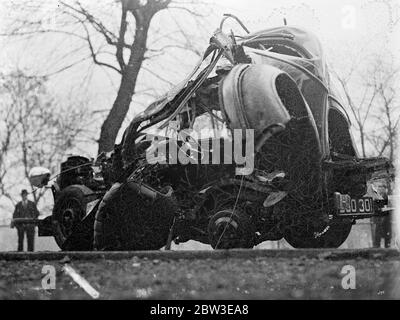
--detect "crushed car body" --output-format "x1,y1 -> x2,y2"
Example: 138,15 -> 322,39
33,15 -> 394,250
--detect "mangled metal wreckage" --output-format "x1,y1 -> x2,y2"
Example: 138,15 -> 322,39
33,15 -> 393,250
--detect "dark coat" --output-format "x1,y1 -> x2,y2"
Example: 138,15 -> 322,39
12,201 -> 40,228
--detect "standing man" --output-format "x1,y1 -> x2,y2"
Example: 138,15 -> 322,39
371,183 -> 391,248
10,189 -> 40,252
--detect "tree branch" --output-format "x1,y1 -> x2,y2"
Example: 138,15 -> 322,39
81,22 -> 122,74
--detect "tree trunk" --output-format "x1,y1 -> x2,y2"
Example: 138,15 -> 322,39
359,126 -> 366,158
97,10 -> 151,154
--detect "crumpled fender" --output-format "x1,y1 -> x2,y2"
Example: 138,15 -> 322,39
219,64 -> 316,142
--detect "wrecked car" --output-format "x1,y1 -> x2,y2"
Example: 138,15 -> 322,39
32,15 -> 393,250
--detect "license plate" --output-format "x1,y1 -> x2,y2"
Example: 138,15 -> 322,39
334,193 -> 373,214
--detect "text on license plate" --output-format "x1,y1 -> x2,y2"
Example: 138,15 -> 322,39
334,193 -> 373,214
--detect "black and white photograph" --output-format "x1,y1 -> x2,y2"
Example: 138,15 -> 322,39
0,0 -> 399,307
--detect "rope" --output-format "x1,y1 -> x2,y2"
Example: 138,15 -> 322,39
214,174 -> 245,249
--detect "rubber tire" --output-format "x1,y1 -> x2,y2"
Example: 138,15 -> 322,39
94,183 -> 176,251
52,185 -> 89,249
284,219 -> 353,248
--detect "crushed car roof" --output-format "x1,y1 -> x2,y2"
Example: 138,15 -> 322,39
238,26 -> 324,58
239,26 -> 328,80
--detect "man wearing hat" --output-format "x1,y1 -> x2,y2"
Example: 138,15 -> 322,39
10,189 -> 40,251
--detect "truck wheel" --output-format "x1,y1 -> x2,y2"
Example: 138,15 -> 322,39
94,183 -> 176,251
284,218 -> 353,248
52,185 -> 94,250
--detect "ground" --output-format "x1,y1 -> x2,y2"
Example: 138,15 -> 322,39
0,220 -> 376,251
0,249 -> 399,299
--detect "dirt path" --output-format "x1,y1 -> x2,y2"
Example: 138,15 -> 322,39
1,249 -> 399,299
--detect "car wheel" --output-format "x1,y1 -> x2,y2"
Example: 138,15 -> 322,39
283,218 -> 353,248
94,183 -> 176,251
52,185 -> 94,250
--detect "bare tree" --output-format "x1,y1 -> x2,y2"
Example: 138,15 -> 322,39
366,56 -> 400,162
3,0 -> 211,154
333,53 -> 399,161
334,73 -> 373,158
0,80 -> 19,205
0,70 -> 88,205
